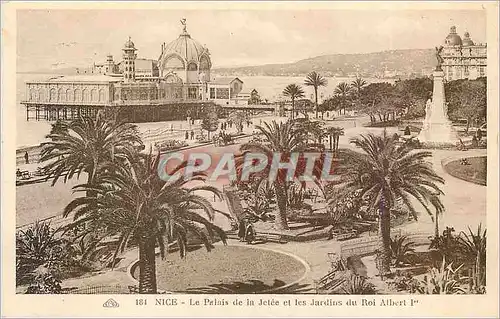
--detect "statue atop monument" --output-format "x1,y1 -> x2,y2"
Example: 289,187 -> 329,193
435,46 -> 444,71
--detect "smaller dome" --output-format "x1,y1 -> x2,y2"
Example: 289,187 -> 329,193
462,31 -> 475,46
445,26 -> 462,46
124,37 -> 136,49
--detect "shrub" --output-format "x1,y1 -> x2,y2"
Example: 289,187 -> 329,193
418,258 -> 467,294
155,139 -> 188,151
390,235 -> 415,267
429,227 -> 461,264
457,224 -> 486,292
388,272 -> 421,293
25,264 -> 62,294
340,274 -> 377,295
16,221 -> 64,285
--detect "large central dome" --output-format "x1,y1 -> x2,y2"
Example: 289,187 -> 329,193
158,21 -> 212,84
164,30 -> 207,63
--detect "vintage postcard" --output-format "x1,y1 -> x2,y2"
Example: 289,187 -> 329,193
1,1 -> 499,318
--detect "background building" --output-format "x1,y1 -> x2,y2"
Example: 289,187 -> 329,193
441,26 -> 487,81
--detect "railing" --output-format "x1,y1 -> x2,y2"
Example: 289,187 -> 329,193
64,284 -> 131,294
111,97 -> 207,106
339,229 -> 433,258
23,100 -> 111,106
16,212 -> 71,233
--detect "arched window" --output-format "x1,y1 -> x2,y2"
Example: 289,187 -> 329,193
74,89 -> 82,101
98,89 -> 105,102
66,89 -> 73,101
58,88 -> 64,101
187,62 -> 197,71
29,89 -> 36,101
49,88 -> 57,101
39,89 -> 45,102
165,74 -> 177,83
82,89 -> 90,102
91,89 -> 98,102
164,56 -> 184,69
199,55 -> 210,71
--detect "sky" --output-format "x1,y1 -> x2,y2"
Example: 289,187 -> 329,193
17,8 -> 487,72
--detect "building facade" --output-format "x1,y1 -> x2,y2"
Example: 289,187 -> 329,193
22,21 -> 261,122
441,26 -> 487,81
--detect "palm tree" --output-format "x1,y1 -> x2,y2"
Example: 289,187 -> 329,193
63,152 -> 228,294
351,77 -> 367,111
330,131 -> 444,276
283,84 -> 305,120
430,193 -> 445,238
351,78 -> 367,97
324,126 -> 344,155
334,82 -> 352,115
40,113 -> 142,188
304,71 -> 328,118
235,120 -> 323,230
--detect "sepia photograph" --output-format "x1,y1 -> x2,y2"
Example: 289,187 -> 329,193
2,1 -> 499,318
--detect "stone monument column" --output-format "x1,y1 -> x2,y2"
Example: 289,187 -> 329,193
418,47 -> 458,145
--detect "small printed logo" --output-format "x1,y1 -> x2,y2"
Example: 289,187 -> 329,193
103,298 -> 119,308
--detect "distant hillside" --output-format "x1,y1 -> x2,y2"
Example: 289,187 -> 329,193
214,48 -> 435,78
21,48 -> 436,79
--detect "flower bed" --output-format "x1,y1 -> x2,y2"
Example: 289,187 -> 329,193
443,156 -> 487,186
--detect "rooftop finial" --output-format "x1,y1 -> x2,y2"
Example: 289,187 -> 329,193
180,18 -> 187,33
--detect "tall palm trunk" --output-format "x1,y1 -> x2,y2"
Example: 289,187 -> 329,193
291,98 -> 295,120
274,182 -> 289,230
329,135 -> 333,151
377,206 -> 391,276
138,235 -> 158,294
335,135 -> 340,156
314,87 -> 319,118
434,212 -> 439,238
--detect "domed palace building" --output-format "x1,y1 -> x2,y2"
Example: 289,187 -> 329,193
441,26 -> 487,81
22,20 -> 257,123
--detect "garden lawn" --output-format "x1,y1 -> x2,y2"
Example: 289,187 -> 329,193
444,156 -> 487,186
133,245 -> 306,293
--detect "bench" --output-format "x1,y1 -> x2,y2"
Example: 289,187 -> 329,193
16,170 -> 31,180
330,229 -> 358,241
255,233 -> 287,244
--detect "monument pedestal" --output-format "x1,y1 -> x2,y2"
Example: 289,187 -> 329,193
418,70 -> 458,146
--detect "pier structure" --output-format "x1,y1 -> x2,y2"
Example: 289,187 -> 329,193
22,19 -> 279,123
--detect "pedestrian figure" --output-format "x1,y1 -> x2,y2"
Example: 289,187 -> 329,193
238,219 -> 247,242
185,131 -> 189,140
170,124 -> 174,132
245,223 -> 256,244
190,130 -> 194,140
476,128 -> 483,141
24,151 -> 29,164
221,122 -> 224,130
